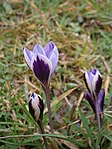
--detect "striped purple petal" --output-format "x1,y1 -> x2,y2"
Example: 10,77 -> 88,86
31,54 -> 52,85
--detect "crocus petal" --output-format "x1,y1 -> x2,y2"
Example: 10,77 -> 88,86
98,89 -> 105,112
92,69 -> 102,96
33,43 -> 45,56
84,71 -> 94,94
44,41 -> 59,74
44,41 -> 55,58
23,47 -> 33,68
38,95 -> 44,120
84,91 -> 96,113
31,54 -> 52,85
49,47 -> 58,74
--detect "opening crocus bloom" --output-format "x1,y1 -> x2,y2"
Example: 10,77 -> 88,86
24,41 -> 59,86
28,93 -> 44,121
84,69 -> 105,129
84,68 -> 102,97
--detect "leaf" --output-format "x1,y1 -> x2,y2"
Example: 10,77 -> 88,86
101,131 -> 112,142
78,108 -> 96,148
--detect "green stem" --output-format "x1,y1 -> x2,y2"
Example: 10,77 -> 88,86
44,83 -> 54,134
38,120 -> 49,149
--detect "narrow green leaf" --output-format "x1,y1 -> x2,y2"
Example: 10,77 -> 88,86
78,108 -> 96,148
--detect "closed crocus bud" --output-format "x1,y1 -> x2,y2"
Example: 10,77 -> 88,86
84,69 -> 102,98
28,93 -> 44,121
23,41 -> 59,86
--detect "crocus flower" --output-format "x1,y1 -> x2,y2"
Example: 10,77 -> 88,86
28,93 -> 49,148
84,68 -> 105,129
84,68 -> 102,98
23,41 -> 59,86
28,93 -> 44,121
84,69 -> 105,113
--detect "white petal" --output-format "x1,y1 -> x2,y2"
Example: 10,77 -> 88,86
92,70 -> 102,96
31,94 -> 40,121
85,71 -> 93,94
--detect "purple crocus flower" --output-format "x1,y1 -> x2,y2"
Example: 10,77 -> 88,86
23,41 -> 59,86
84,68 -> 105,113
84,68 -> 105,129
84,68 -> 102,98
28,93 -> 44,121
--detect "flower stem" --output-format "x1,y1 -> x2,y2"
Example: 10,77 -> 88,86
95,100 -> 102,149
38,120 -> 49,149
95,101 -> 101,130
44,84 -> 54,134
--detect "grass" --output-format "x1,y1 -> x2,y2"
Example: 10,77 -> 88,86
0,0 -> 112,148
